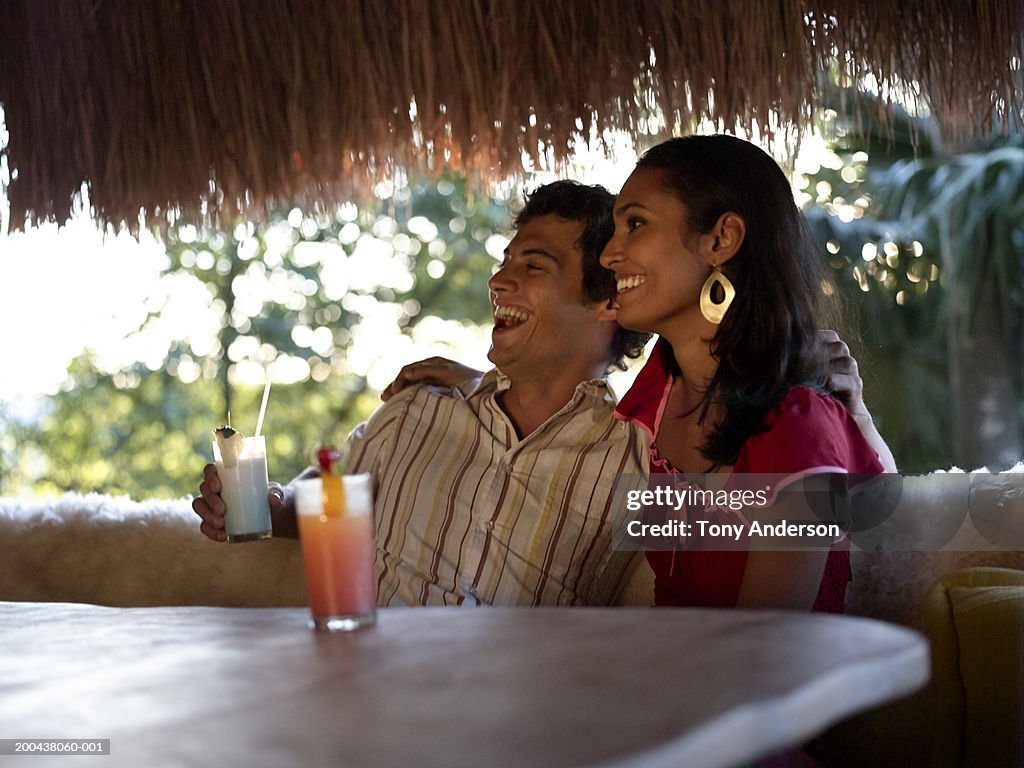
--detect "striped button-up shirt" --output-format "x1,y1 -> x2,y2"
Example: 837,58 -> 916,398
345,369 -> 648,607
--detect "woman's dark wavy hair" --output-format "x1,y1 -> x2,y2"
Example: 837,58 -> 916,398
514,180 -> 651,371
637,135 -> 838,466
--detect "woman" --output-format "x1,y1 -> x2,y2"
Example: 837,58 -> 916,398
601,134 -> 882,611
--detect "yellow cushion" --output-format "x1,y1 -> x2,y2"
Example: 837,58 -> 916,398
926,567 -> 1024,768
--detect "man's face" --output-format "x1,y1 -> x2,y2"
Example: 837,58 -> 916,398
486,214 -> 614,382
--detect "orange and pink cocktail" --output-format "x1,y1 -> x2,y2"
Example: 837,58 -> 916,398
294,465 -> 376,632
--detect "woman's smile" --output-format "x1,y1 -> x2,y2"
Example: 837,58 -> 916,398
615,274 -> 647,294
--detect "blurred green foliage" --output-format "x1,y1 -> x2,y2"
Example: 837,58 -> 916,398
2,174 -> 511,499
804,96 -> 1023,471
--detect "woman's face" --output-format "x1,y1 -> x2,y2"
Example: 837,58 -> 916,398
600,166 -> 712,338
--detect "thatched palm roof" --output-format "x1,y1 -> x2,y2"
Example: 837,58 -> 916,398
1,0 -> 1021,231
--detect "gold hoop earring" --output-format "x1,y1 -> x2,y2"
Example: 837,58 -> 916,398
699,267 -> 735,325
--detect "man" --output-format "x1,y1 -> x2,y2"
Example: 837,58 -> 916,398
193,181 -> 895,607
195,181 -> 653,606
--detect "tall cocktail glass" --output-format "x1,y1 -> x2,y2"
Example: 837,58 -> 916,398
212,434 -> 273,543
294,474 -> 377,631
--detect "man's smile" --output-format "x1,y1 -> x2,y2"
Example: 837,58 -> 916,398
493,303 -> 532,331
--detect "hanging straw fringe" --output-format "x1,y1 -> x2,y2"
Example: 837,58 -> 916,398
0,0 -> 1021,232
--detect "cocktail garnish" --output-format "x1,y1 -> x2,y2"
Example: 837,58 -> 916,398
214,426 -> 245,468
317,445 -> 345,517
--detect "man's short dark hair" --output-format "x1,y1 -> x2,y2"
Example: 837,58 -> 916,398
513,181 -> 651,371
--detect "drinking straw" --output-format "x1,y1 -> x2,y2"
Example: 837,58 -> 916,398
254,361 -> 275,438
